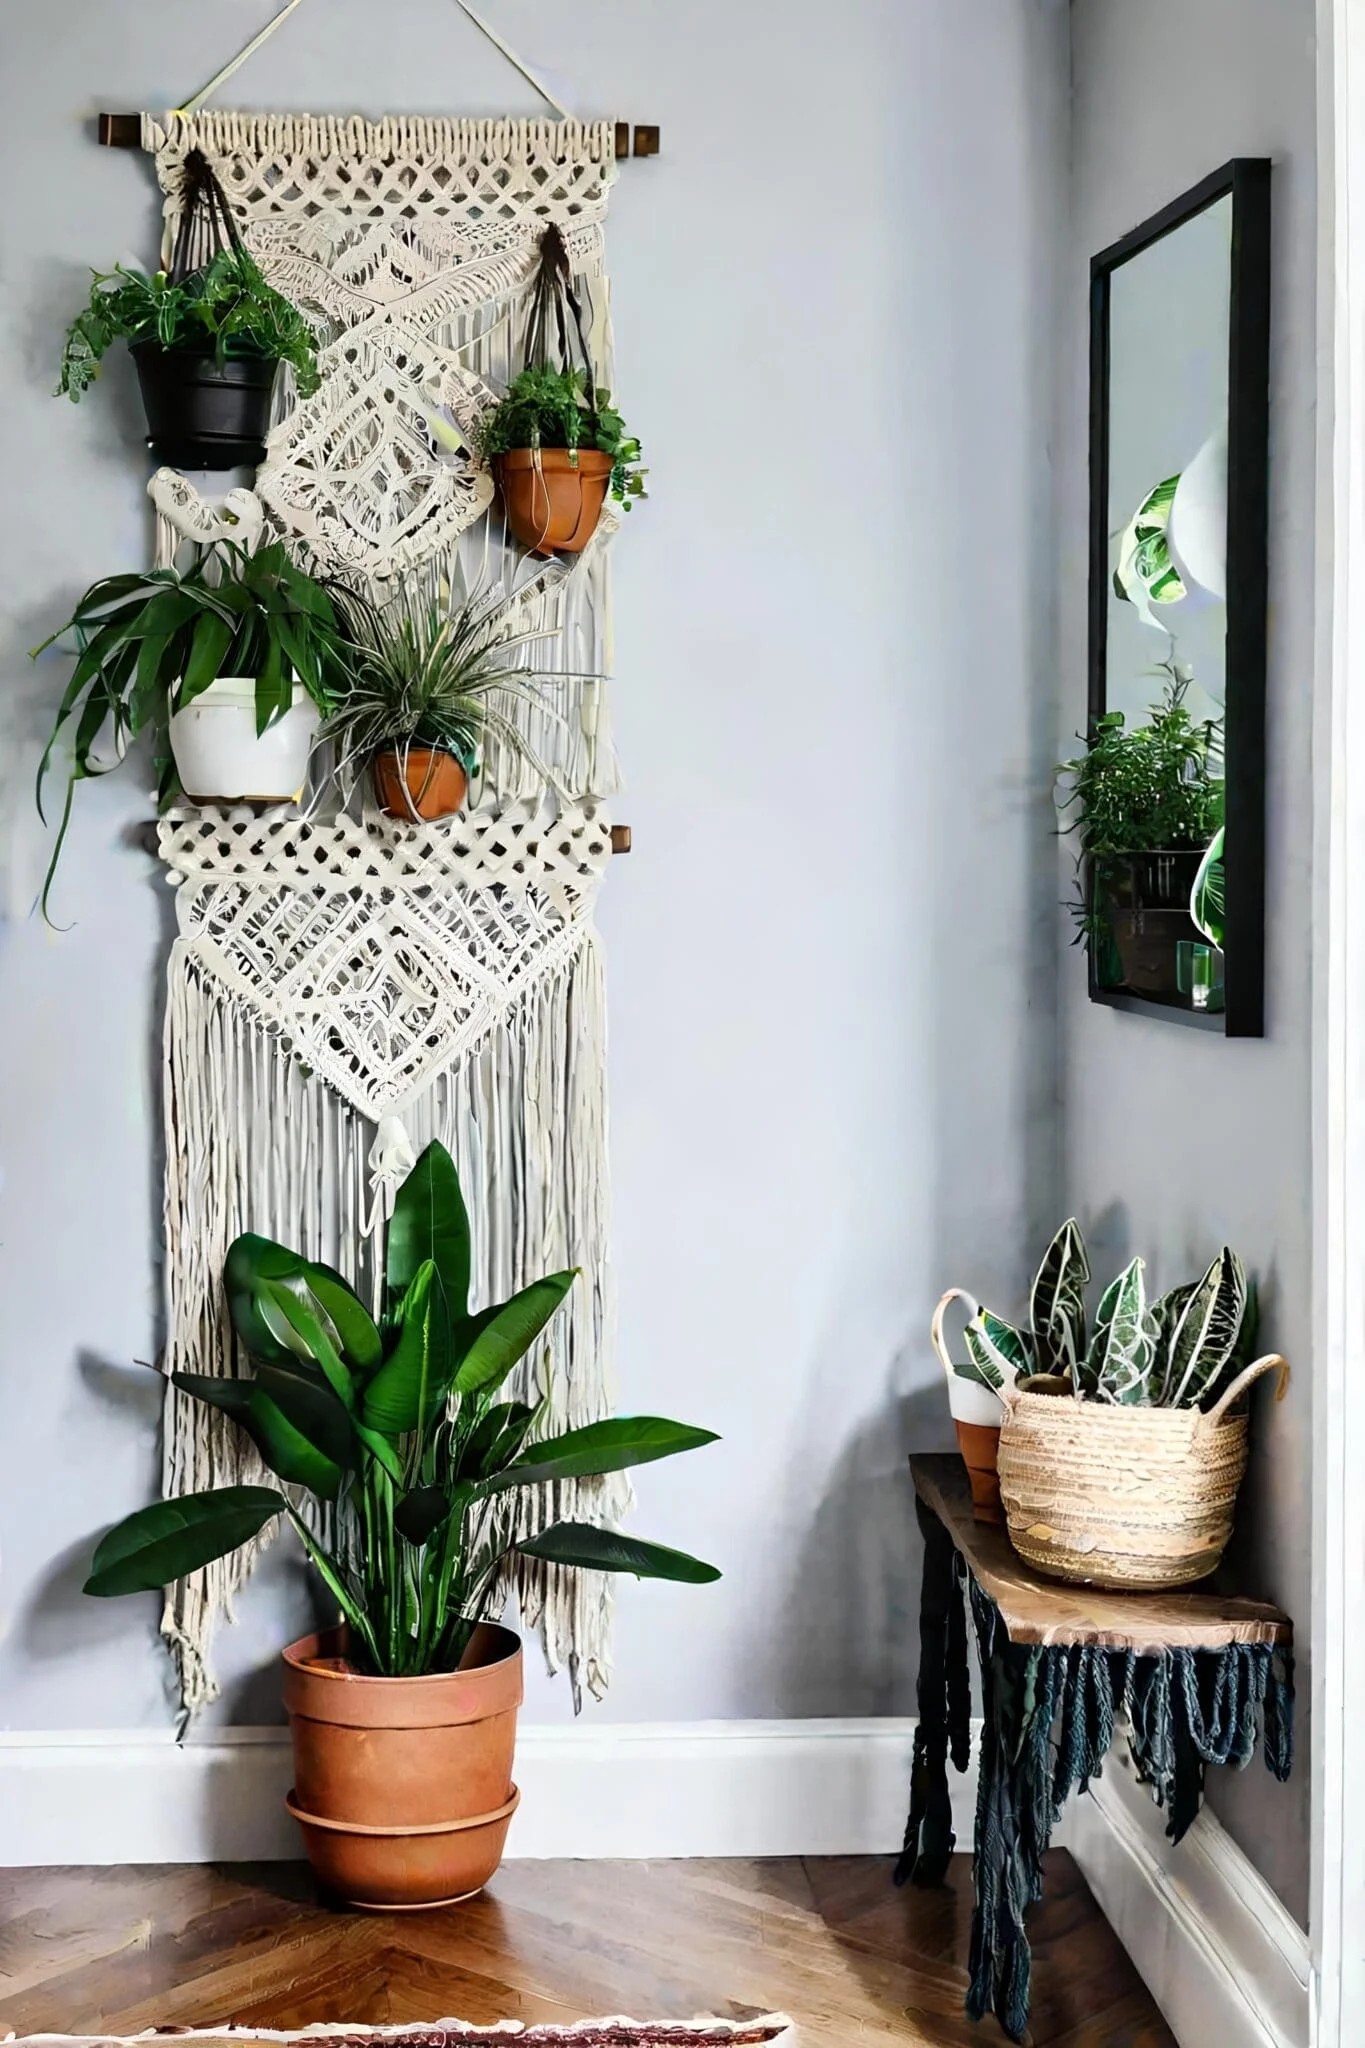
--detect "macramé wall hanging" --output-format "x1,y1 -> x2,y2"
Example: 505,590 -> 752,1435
101,87 -> 652,1713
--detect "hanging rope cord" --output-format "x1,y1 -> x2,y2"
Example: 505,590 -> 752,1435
166,0 -> 574,121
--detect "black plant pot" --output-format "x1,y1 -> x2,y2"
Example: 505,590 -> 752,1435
131,342 -> 278,469
1092,850 -> 1214,1006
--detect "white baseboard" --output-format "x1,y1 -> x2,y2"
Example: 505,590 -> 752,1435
0,1718 -> 979,1866
1069,1749 -> 1311,2048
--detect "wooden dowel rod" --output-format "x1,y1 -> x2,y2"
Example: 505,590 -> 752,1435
99,113 -> 658,155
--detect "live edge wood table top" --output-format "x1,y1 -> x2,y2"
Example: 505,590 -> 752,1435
902,1454 -> 1294,2040
910,1453 -> 1292,1652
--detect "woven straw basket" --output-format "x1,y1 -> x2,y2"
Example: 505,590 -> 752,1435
996,1353 -> 1289,1590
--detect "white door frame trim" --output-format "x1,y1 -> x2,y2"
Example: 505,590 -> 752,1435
1312,3 -> 1365,2039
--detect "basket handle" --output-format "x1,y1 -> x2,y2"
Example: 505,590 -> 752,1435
1199,1352 -> 1291,1432
931,1288 -> 1020,1408
931,1289 -> 979,1379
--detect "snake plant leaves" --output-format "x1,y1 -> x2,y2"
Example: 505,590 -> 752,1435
1162,1248 -> 1249,1410
387,1139 -> 470,1317
451,1270 -> 579,1398
84,1484 -> 286,1597
1087,1257 -> 1157,1404
1148,1281 -> 1196,1403
963,1309 -> 1033,1393
514,1521 -> 721,1584
361,1261 -> 454,1435
1191,827 -> 1226,950
1029,1218 -> 1090,1381
478,1416 -> 720,1495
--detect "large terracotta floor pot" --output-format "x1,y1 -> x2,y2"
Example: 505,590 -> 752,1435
496,447 -> 614,554
282,1622 -> 522,1909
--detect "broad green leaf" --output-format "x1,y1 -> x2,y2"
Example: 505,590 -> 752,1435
963,1309 -> 1032,1393
302,1265 -> 383,1374
1191,827 -> 1226,950
452,1270 -> 577,1397
362,1262 -> 454,1434
1163,1248 -> 1249,1410
180,608 -> 236,705
456,1398 -> 538,1481
1113,472 -> 1186,631
261,1278 -> 356,1413
480,1415 -> 719,1495
514,1520 -> 721,1584
1148,1282 -> 1195,1402
84,1485 -> 285,1597
225,1235 -> 380,1376
1090,1257 -> 1156,1404
171,1370 -> 345,1499
394,1485 -> 451,1545
1029,1218 -> 1090,1381
387,1141 -> 471,1314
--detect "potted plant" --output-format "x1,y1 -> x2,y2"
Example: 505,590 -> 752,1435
59,245 -> 320,468
324,586 -> 576,822
932,1218 -> 1090,1524
1056,670 -> 1224,1004
481,365 -> 645,556
947,1215 -> 1287,1589
84,1141 -> 718,1909
33,538 -> 339,917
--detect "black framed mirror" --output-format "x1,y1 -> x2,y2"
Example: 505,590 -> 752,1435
1081,159 -> 1271,1035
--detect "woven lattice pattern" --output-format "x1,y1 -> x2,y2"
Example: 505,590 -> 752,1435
142,114 -> 616,579
161,802 -> 612,1121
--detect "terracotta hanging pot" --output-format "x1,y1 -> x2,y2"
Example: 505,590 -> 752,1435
282,1623 -> 523,1910
372,745 -> 469,821
496,447 -> 614,555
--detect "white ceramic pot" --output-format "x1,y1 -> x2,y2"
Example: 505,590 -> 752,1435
168,676 -> 320,803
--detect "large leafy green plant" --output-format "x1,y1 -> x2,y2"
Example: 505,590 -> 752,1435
480,366 -> 646,509
32,539 -> 340,919
948,1219 -> 1255,1410
84,1142 -> 719,1674
58,247 -> 321,401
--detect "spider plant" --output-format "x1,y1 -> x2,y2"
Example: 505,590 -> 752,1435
324,587 -> 582,807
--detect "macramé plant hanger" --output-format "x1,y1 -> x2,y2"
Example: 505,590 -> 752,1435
88,0 -> 656,1715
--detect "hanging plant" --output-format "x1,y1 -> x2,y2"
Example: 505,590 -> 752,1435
32,539 -> 340,920
479,226 -> 645,555
57,149 -> 320,468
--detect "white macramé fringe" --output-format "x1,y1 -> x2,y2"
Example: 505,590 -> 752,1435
160,925 -> 622,1716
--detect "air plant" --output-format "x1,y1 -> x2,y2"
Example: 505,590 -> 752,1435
322,586 -> 590,806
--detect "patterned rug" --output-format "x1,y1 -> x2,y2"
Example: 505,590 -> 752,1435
3,2023 -> 794,2048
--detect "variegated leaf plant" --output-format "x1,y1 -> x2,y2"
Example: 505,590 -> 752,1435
1082,1256 -> 1158,1404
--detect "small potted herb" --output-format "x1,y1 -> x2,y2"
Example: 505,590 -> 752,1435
59,148 -> 320,470
481,365 -> 644,556
33,539 -> 339,917
1056,671 -> 1224,1003
324,587 -> 574,822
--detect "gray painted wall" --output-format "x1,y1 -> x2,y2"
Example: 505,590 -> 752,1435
1061,0 -> 1317,1923
0,2 -> 1067,1732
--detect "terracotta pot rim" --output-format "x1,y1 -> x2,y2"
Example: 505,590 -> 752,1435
496,445 -> 615,475
285,1784 -> 520,1840
282,1621 -> 521,1687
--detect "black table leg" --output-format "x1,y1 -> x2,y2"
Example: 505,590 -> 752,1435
895,1494 -> 969,1886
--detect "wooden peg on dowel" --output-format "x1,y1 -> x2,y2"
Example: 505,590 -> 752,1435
99,114 -> 659,155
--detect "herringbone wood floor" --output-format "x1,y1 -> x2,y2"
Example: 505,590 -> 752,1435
0,1856 -> 1174,2047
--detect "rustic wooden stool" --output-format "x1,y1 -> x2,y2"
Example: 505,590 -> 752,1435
897,1453 -> 1294,2040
